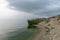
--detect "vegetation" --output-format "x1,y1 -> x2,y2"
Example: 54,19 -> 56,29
27,18 -> 47,29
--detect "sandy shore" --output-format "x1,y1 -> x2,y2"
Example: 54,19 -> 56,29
28,15 -> 60,40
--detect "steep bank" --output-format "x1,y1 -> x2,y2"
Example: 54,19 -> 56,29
28,15 -> 60,40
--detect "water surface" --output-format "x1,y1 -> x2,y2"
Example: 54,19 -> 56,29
0,13 -> 38,40
0,0 -> 39,40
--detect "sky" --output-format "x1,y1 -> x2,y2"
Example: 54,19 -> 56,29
7,0 -> 60,17
0,0 -> 60,39
0,0 -> 40,34
0,0 -> 41,19
0,0 -> 60,18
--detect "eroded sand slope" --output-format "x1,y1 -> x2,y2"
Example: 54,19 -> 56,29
29,15 -> 60,40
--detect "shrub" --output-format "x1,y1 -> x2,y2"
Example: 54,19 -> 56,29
28,18 -> 47,29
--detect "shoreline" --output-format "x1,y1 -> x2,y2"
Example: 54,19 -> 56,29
28,15 -> 60,40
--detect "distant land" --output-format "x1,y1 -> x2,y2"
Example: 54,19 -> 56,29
28,15 -> 60,40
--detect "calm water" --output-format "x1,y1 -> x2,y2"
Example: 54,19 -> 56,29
0,0 -> 39,40
1,0 -> 59,40
0,13 -> 39,40
1,28 -> 37,40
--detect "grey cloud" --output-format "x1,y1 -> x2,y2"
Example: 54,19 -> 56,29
7,0 -> 60,16
7,0 -> 49,12
33,7 -> 60,16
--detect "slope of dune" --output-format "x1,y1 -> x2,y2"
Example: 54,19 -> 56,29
28,15 -> 60,40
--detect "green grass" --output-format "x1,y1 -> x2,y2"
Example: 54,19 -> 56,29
27,18 -> 47,29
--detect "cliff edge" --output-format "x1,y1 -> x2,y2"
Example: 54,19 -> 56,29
28,15 -> 60,40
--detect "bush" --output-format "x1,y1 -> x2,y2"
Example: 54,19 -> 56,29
27,18 -> 47,29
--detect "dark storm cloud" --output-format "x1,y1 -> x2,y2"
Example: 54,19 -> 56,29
7,0 -> 60,16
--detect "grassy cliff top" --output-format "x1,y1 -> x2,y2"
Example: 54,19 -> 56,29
28,15 -> 60,29
28,15 -> 60,40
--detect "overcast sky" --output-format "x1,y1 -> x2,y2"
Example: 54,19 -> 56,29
0,0 -> 60,17
7,0 -> 60,17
